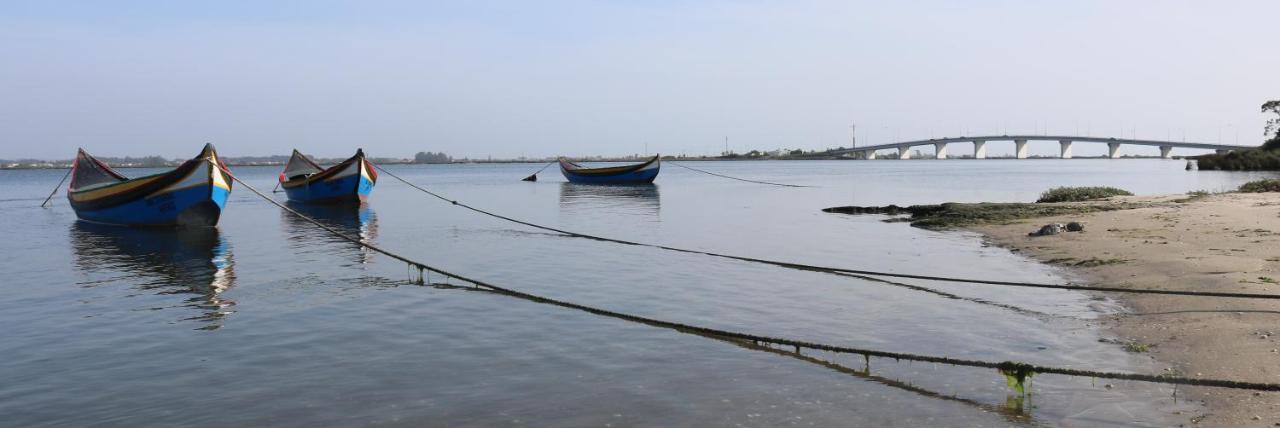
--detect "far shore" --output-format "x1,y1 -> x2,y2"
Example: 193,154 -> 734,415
967,193 -> 1280,427
0,154 -> 1190,170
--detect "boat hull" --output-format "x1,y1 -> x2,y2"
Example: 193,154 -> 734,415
69,155 -> 232,228
560,157 -> 660,184
282,153 -> 376,205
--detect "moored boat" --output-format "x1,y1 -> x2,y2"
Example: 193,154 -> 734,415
558,155 -> 660,184
67,144 -> 232,227
279,149 -> 377,204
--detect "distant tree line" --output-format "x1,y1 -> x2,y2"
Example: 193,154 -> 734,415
1196,100 -> 1280,170
2,155 -> 178,168
414,151 -> 452,164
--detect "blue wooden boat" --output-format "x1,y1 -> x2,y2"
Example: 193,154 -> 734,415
279,149 -> 377,205
559,155 -> 660,184
67,144 -> 232,227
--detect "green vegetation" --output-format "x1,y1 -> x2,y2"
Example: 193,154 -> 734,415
824,185 -> 1152,229
999,363 -> 1035,396
1196,149 -> 1280,171
1173,190 -> 1212,203
1195,100 -> 1280,171
1036,186 -> 1133,203
413,151 -> 452,164
902,202 -> 1140,229
1123,342 -> 1152,353
1268,100 -> 1280,150
1261,277 -> 1278,284
1072,258 -> 1129,267
1238,179 -> 1280,193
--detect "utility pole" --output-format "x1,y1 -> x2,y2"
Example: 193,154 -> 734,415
850,123 -> 857,148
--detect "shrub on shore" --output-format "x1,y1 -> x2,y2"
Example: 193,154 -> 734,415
1036,186 -> 1133,203
1196,148 -> 1280,171
1238,179 -> 1280,193
1196,100 -> 1280,170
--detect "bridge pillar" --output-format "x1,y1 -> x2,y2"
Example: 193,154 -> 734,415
1015,139 -> 1029,159
973,140 -> 986,159
863,150 -> 877,160
1059,140 -> 1073,159
1160,146 -> 1173,159
1108,142 -> 1121,159
1216,149 -> 1230,155
898,147 -> 911,160
934,143 -> 948,159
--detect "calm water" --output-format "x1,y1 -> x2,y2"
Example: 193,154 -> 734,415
2,160 -> 1276,427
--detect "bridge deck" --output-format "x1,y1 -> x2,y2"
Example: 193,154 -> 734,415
833,135 -> 1257,154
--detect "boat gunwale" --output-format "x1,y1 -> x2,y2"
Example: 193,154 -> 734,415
68,145 -> 222,211
281,150 -> 374,189
559,155 -> 659,176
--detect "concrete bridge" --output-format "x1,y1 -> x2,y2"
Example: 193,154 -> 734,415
829,135 -> 1258,160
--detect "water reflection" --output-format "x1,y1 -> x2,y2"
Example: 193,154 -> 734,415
69,223 -> 236,329
558,183 -> 660,218
281,202 -> 379,265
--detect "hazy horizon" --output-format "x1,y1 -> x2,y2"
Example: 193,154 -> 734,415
2,1 -> 1277,160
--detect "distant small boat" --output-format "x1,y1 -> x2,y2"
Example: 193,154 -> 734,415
559,155 -> 660,184
280,149 -> 377,204
67,144 -> 232,227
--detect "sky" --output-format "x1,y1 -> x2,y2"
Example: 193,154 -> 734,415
1,0 -> 1277,159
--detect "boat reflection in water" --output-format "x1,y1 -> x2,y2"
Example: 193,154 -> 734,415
281,201 -> 379,265
69,222 -> 236,329
558,183 -> 660,219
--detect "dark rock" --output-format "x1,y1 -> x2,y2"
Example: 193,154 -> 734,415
822,205 -> 912,215
1029,223 -> 1065,237
1066,222 -> 1085,232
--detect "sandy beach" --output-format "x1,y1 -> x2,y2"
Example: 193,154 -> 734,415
970,192 -> 1280,426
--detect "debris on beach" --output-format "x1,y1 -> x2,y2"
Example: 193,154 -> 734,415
1029,223 -> 1065,236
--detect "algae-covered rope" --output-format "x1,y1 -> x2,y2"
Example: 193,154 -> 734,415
374,165 -> 1280,301
667,161 -> 811,187
227,170 -> 1280,392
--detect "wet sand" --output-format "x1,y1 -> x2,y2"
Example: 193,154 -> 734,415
969,192 -> 1280,427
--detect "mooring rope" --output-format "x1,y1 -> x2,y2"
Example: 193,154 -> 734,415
40,168 -> 73,208
522,161 -> 557,181
667,161 -> 811,187
226,171 -> 1280,392
374,165 -> 1280,301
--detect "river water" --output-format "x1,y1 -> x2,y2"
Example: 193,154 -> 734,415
2,160 -> 1276,426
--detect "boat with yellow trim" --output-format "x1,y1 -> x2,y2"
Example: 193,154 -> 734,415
559,155 -> 660,184
67,144 -> 232,227
279,149 -> 377,204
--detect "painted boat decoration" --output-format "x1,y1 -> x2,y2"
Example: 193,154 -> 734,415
67,144 -> 232,227
279,149 -> 378,204
558,155 -> 660,184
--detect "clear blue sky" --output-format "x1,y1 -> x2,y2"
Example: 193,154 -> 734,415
1,1 -> 1276,159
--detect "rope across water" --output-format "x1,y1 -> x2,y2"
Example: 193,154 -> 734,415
667,161 -> 812,187
521,161 -> 556,181
375,165 -> 1280,301
226,171 -> 1280,392
40,168 -> 73,208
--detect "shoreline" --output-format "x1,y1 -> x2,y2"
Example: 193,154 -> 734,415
966,192 -> 1280,427
0,155 -> 1194,170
